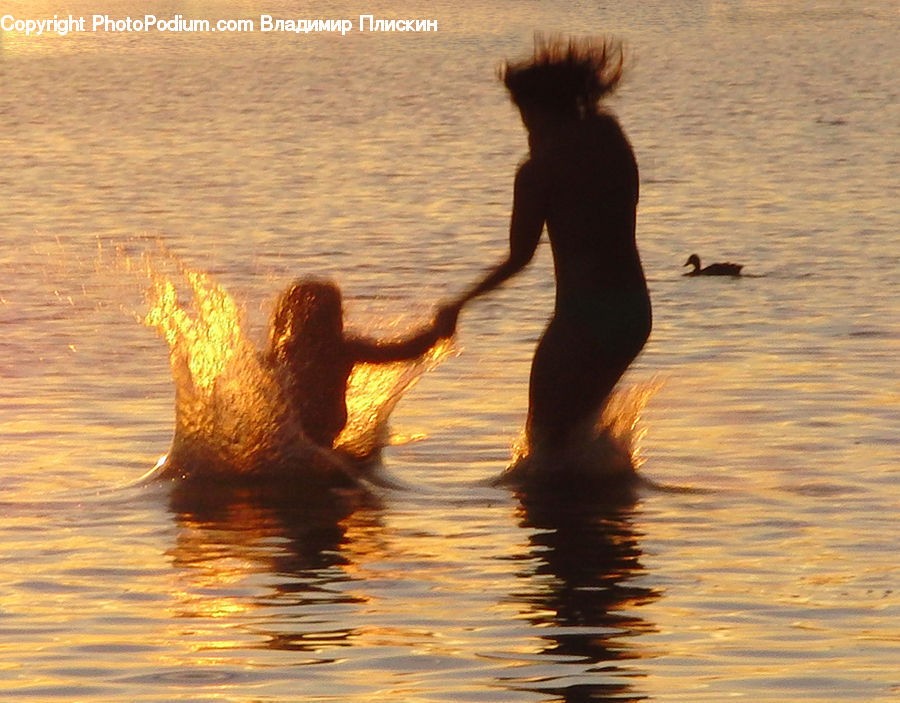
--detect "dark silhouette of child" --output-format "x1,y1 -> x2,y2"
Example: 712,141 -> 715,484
442,37 -> 652,457
267,279 -> 452,450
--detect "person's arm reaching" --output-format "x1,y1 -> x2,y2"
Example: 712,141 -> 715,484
454,161 -> 545,309
344,316 -> 449,364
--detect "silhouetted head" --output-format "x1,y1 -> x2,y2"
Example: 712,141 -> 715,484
501,34 -> 625,124
269,279 -> 343,361
684,254 -> 701,270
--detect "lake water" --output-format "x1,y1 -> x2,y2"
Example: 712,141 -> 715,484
1,0 -> 898,700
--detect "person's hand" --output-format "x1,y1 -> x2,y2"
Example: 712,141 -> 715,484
434,302 -> 461,339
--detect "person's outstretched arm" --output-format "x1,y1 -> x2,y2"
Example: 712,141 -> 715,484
344,314 -> 451,364
453,161 -> 546,309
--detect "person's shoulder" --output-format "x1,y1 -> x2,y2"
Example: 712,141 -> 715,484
587,111 -> 626,138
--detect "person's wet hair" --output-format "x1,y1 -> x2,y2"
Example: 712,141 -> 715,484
501,34 -> 625,119
269,278 -> 343,360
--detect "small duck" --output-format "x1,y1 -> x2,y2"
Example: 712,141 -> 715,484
683,253 -> 743,277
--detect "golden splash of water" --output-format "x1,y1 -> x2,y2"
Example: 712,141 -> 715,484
143,266 -> 293,474
144,271 -> 248,392
508,379 -> 661,477
598,380 -> 661,468
141,259 -> 451,475
337,338 -> 452,457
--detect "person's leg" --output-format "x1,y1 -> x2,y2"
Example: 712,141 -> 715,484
526,318 -> 608,451
526,311 -> 647,455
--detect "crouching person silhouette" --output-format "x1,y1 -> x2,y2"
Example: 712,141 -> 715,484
267,278 -> 454,451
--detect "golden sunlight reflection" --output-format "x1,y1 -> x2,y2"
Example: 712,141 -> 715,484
154,421 -> 661,699
162,482 -> 375,658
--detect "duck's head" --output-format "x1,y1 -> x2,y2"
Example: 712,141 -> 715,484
684,254 -> 701,270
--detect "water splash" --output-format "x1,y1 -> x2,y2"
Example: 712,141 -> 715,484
141,257 -> 449,484
336,351 -> 448,458
500,380 -> 661,488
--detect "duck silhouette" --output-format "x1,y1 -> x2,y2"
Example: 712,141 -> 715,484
683,253 -> 743,277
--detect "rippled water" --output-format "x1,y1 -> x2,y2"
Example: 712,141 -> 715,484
1,1 -> 898,700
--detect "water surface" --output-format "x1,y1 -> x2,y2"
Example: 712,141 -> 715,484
1,1 -> 898,700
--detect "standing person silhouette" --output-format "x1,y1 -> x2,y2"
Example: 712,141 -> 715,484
443,36 -> 651,462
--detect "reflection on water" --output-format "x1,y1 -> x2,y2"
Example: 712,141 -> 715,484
166,479 -> 379,656
162,475 -> 660,701
502,491 -> 659,702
